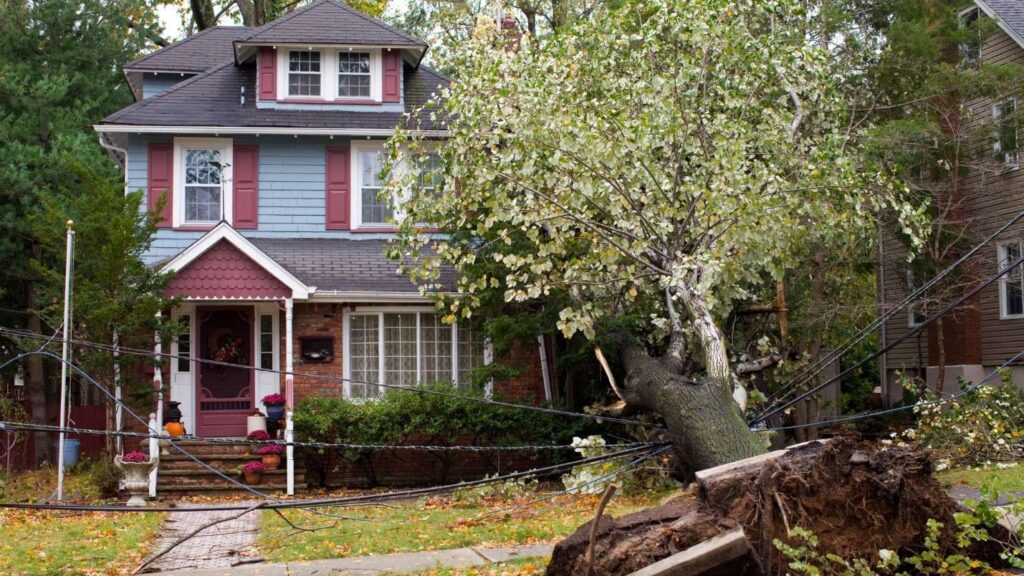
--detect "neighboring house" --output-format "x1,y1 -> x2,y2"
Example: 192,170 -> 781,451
97,0 -> 550,441
878,0 -> 1024,403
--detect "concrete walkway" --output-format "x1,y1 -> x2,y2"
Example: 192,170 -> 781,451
153,543 -> 553,575
143,502 -> 263,572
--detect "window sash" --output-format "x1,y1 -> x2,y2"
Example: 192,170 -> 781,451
346,312 -> 484,398
1001,242 -> 1024,317
259,314 -> 274,370
177,315 -> 191,373
359,149 -> 394,224
338,52 -> 372,98
288,50 -> 322,96
183,147 -> 223,223
995,99 -> 1019,168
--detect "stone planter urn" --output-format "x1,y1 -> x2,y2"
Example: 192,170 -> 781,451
115,452 -> 156,507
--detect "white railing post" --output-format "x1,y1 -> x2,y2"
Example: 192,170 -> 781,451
285,298 -> 295,496
148,412 -> 159,498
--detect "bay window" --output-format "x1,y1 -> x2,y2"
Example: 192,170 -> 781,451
344,310 -> 485,399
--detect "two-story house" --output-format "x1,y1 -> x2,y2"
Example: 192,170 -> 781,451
97,0 -> 549,442
878,0 -> 1024,403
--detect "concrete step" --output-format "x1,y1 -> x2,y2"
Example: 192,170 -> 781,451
160,438 -> 263,456
156,482 -> 306,496
158,468 -> 303,485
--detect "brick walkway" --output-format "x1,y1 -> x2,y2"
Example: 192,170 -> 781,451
142,502 -> 263,573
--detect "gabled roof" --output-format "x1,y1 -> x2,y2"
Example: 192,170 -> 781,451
975,0 -> 1024,51
236,0 -> 425,49
125,26 -> 251,73
162,223 -> 312,300
99,59 -> 449,131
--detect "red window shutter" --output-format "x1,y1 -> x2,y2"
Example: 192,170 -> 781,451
233,145 -> 259,229
326,147 -> 350,230
258,47 -> 277,100
382,50 -> 401,103
147,143 -> 173,228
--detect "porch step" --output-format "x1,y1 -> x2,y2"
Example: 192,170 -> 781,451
157,468 -> 305,490
161,438 -> 264,456
155,438 -> 305,496
156,483 -> 306,496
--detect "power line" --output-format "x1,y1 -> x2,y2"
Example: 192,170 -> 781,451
0,443 -> 659,514
756,209 -> 1024,413
764,346 -> 1024,432
751,250 -> 1024,426
0,327 -> 665,430
0,420 -> 658,453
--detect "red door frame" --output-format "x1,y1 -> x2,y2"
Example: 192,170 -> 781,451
195,305 -> 254,437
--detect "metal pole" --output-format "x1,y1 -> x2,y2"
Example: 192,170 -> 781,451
56,220 -> 75,502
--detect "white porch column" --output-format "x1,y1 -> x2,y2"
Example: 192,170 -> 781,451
284,298 -> 295,496
150,312 -> 163,499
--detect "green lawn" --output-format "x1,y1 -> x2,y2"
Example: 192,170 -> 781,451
409,556 -> 547,575
0,466 -> 165,575
936,463 -> 1023,495
259,489 -> 670,562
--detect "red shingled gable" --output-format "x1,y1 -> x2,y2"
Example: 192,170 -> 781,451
165,239 -> 291,299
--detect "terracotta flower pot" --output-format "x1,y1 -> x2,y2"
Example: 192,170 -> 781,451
261,454 -> 281,470
244,471 -> 263,485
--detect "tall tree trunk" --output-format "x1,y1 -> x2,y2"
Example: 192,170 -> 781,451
25,290 -> 49,468
190,0 -> 217,30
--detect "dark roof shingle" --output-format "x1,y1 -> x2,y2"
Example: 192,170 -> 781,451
981,0 -> 1024,46
238,0 -> 425,47
248,238 -> 455,293
102,59 -> 448,130
125,26 -> 251,72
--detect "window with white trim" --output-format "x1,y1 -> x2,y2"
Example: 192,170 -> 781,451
999,241 -> 1024,318
183,148 -> 223,224
418,153 -> 443,197
288,50 -> 322,96
177,315 -> 192,372
959,6 -> 981,65
338,52 -> 371,97
259,314 -> 274,370
357,147 -> 393,225
994,98 -> 1019,169
173,138 -> 233,228
906,269 -> 927,327
345,311 -> 485,399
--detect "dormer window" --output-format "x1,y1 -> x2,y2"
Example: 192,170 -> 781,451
338,52 -> 371,97
288,50 -> 322,96
276,48 -> 384,102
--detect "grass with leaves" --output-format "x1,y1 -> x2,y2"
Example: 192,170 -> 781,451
259,487 -> 671,562
935,462 -> 1023,494
0,465 -> 165,575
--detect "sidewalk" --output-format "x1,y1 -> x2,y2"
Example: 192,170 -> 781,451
154,543 -> 554,575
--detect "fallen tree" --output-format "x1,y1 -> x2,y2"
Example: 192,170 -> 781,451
546,439 -> 1014,576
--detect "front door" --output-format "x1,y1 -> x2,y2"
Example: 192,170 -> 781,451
197,307 -> 254,437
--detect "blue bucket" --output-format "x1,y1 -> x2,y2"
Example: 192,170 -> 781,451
57,439 -> 80,469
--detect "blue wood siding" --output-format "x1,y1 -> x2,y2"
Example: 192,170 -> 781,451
142,73 -> 195,99
126,134 -> 394,263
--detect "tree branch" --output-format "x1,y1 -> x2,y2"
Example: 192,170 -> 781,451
734,354 -> 785,375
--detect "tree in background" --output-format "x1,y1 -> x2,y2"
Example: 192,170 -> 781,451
388,0 -> 923,472
0,0 -> 160,465
171,0 -> 388,34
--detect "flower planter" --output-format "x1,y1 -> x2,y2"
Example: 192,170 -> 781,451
115,455 -> 156,507
261,454 -> 281,470
247,414 -> 267,435
244,470 -> 264,485
265,405 -> 284,422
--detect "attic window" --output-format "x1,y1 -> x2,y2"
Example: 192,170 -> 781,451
288,50 -> 321,96
338,52 -> 371,97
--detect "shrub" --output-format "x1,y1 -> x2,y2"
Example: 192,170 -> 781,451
84,459 -> 122,498
257,444 -> 284,455
904,371 -> 1024,467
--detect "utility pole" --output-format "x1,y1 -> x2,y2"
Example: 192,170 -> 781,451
56,220 -> 75,501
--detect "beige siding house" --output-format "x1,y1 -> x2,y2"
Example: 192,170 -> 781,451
879,0 -> 1024,402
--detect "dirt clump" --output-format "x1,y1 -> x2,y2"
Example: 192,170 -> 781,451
547,438 -> 974,576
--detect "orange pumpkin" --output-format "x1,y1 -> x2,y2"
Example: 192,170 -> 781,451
165,422 -> 185,437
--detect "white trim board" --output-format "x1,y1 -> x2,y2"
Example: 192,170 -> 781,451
94,125 -> 449,137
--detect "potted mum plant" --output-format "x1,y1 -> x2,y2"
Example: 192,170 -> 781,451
248,429 -> 270,452
262,393 -> 286,423
257,443 -> 284,470
242,460 -> 266,485
115,450 -> 156,507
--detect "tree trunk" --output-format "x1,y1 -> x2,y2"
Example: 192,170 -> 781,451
25,301 -> 49,468
621,348 -> 765,474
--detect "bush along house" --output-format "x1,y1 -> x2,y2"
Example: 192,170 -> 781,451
95,0 -> 553,494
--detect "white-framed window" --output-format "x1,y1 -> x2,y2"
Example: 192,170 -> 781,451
994,98 -> 1019,169
259,314 -> 274,370
417,153 -> 443,197
351,142 -> 392,227
338,51 -> 372,97
958,6 -> 981,64
999,240 -> 1024,318
343,308 -> 486,399
906,269 -> 927,328
172,138 -> 233,228
278,47 -> 382,101
176,314 -> 192,373
287,50 -> 322,96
